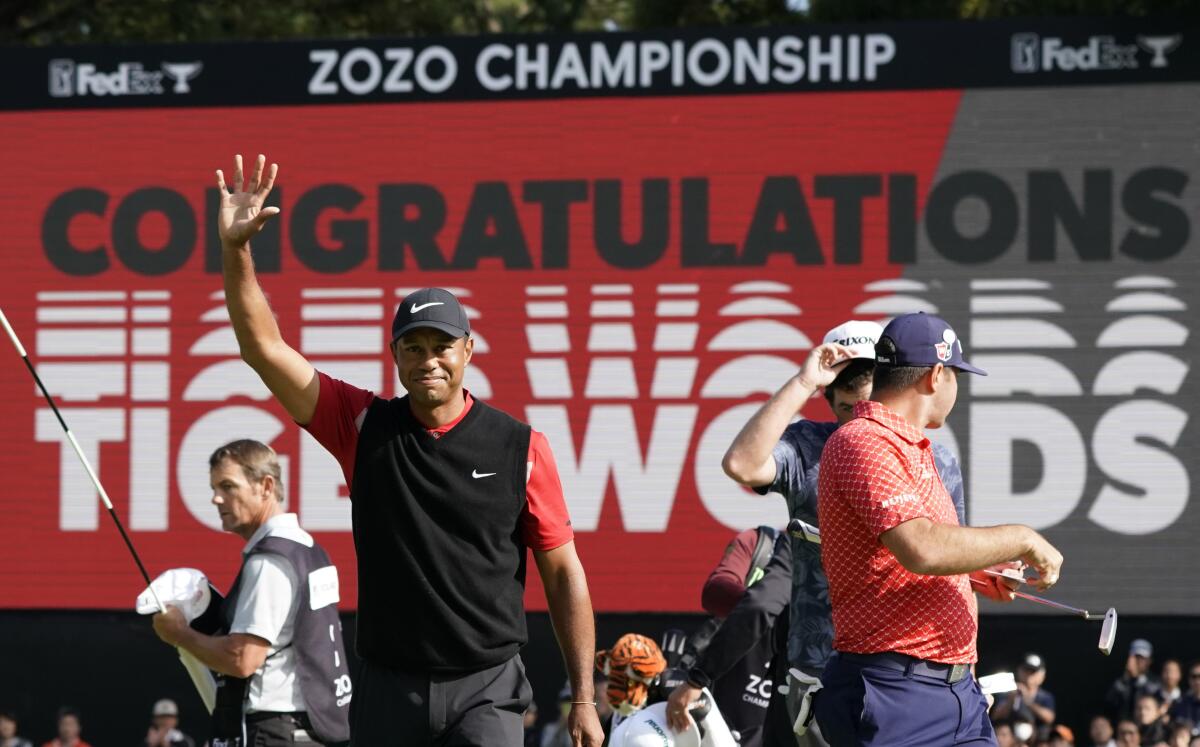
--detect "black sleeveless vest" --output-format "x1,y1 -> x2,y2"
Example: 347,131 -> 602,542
351,395 -> 531,673
213,533 -> 351,745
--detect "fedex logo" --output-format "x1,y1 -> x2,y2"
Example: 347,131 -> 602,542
48,59 -> 201,97
1011,33 -> 1144,74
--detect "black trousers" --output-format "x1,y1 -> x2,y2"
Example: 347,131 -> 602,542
350,655 -> 532,746
244,712 -> 347,747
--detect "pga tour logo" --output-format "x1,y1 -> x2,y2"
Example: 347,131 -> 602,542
1010,32 -> 1181,73
48,59 -> 203,97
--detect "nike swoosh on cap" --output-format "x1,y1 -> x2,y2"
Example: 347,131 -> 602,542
411,301 -> 445,312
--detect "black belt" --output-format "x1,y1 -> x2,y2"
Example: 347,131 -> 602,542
837,651 -> 970,684
245,711 -> 306,725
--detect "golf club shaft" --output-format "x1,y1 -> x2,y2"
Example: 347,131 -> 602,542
1010,590 -> 1093,618
0,308 -> 217,712
970,578 -> 1095,619
0,308 -> 167,612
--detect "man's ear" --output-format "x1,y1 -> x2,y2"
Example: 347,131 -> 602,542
462,335 -> 474,364
260,474 -> 277,502
924,363 -> 946,394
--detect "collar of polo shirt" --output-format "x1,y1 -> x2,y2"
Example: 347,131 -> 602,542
852,400 -> 929,447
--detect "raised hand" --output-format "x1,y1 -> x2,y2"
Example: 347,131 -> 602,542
796,342 -> 857,391
216,153 -> 280,250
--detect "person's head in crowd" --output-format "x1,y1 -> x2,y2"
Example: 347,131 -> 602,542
1189,661 -> 1200,696
1049,724 -> 1075,746
1134,691 -> 1165,727
1163,660 -> 1183,694
55,708 -> 82,744
1018,653 -> 1048,688
522,699 -> 538,731
0,711 -> 18,739
1167,722 -> 1193,747
1115,719 -> 1141,747
1011,712 -> 1037,745
995,720 -> 1021,747
150,698 -> 180,730
1090,715 -> 1115,746
1128,639 -> 1154,678
819,321 -> 881,425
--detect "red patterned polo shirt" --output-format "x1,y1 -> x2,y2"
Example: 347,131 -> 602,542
817,400 -> 977,664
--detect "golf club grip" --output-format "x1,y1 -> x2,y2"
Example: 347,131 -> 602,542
787,518 -> 821,543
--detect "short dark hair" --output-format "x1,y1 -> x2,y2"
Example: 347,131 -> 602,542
209,439 -> 285,503
56,706 -> 80,722
870,364 -> 932,396
0,710 -> 16,722
823,359 -> 875,405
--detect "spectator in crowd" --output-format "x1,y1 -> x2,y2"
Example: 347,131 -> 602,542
1108,639 -> 1162,723
1134,692 -> 1170,746
992,653 -> 1057,741
1169,661 -> 1200,735
995,721 -> 1024,747
1162,660 -> 1185,709
1048,724 -> 1076,746
40,708 -> 91,747
1010,712 -> 1038,746
1089,714 -> 1118,747
143,699 -> 195,747
0,711 -> 32,747
1115,719 -> 1141,747
1167,722 -> 1193,747
522,700 -> 540,747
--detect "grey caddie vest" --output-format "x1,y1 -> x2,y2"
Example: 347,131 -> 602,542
215,535 -> 351,745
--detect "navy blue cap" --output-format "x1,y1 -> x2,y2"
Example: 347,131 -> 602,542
392,288 -> 470,342
875,312 -> 987,375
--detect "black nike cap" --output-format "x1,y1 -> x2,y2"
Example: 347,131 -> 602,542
391,288 -> 471,342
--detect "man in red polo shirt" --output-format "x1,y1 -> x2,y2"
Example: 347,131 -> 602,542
813,312 -> 1063,746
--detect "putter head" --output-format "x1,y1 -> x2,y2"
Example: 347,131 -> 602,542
1098,607 -> 1118,655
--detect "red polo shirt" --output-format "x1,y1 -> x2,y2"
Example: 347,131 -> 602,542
303,371 -> 574,552
818,400 -> 977,664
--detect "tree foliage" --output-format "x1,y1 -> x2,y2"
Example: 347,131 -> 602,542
1,0 -> 1194,45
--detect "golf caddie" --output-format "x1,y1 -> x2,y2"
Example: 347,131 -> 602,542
813,312 -> 1065,746
151,440 -> 351,747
